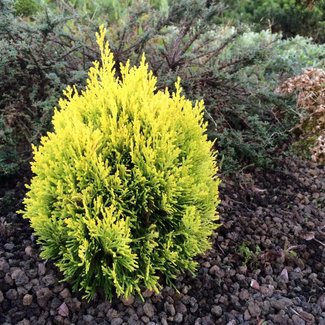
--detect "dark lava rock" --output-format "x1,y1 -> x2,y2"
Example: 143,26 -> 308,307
59,288 -> 71,300
211,305 -> 222,317
248,301 -> 261,317
1,156 -> 324,324
4,243 -> 15,251
6,288 -> 18,300
143,302 -> 155,319
201,315 -> 214,325
22,294 -> 33,306
175,301 -> 187,314
42,274 -> 56,286
0,259 -> 10,273
174,312 -> 183,323
11,268 -> 29,286
164,302 -> 175,316
318,294 -> 325,311
270,297 -> 293,311
111,317 -> 123,325
292,314 -> 306,325
36,287 -> 53,308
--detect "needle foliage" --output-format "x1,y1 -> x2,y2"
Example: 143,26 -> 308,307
21,26 -> 221,301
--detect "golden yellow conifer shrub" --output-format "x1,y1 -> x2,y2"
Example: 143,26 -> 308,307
21,26 -> 221,300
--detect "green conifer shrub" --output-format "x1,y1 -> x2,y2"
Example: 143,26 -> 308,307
21,26 -> 221,301
13,0 -> 40,16
0,2 -> 95,178
224,0 -> 325,42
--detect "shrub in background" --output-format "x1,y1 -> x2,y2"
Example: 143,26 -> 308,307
87,1 -> 299,171
212,31 -> 325,169
277,68 -> 325,163
44,0 -> 169,23
13,0 -> 40,16
21,26 -> 221,300
224,0 -> 325,42
94,1 -> 324,171
2,0 -> 324,179
0,0 -> 96,178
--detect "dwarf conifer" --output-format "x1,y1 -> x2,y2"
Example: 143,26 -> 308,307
21,26 -> 221,300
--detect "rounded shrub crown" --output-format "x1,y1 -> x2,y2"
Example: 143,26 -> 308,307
22,26 -> 220,300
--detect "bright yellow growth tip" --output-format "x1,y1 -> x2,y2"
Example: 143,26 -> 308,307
22,25 -> 221,301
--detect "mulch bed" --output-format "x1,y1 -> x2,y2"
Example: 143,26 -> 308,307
0,156 -> 324,325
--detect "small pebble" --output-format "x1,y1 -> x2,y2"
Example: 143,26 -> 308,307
22,294 -> 33,306
250,279 -> 260,290
211,305 -> 222,316
121,295 -> 135,306
24,246 -> 33,256
6,289 -> 18,300
143,302 -> 155,319
59,288 -> 71,299
58,302 -> 69,317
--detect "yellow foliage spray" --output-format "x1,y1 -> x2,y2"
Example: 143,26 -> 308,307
21,25 -> 221,300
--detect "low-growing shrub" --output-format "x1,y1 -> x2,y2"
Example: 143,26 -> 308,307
21,26 -> 221,300
0,1 -> 96,178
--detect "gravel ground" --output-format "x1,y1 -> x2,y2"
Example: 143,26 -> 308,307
0,156 -> 324,325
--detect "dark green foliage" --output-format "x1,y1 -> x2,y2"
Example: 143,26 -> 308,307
13,0 -> 40,16
224,0 -> 325,42
0,1 -> 96,178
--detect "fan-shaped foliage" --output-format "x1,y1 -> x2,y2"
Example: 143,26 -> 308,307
21,26 -> 220,300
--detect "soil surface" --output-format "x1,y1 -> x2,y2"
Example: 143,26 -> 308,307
0,156 -> 324,325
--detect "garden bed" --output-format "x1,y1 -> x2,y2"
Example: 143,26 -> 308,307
0,155 -> 324,324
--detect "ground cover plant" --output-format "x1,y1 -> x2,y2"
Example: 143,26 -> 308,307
21,26 -> 221,300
